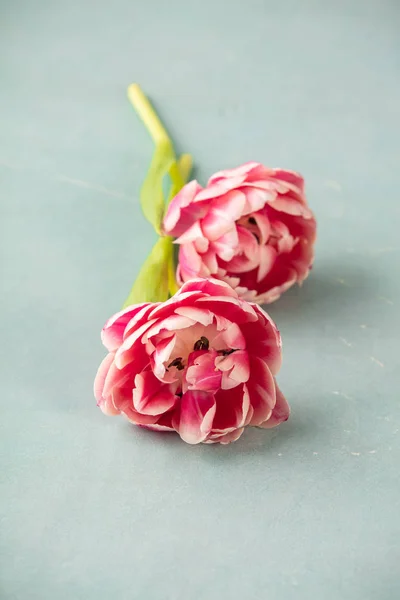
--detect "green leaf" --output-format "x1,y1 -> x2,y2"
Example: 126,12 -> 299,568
122,236 -> 177,308
140,141 -> 180,235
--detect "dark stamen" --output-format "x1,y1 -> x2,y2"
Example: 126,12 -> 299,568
168,357 -> 184,370
217,348 -> 236,356
194,336 -> 209,351
248,217 -> 257,225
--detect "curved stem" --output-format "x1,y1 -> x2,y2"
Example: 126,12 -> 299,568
177,153 -> 193,183
127,83 -> 171,146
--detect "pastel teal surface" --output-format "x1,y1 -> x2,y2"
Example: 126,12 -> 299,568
1,1 -> 399,599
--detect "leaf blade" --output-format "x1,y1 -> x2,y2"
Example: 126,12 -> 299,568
122,236 -> 175,308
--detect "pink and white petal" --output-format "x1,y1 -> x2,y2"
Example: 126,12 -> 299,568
149,289 -> 204,321
214,314 -> 233,331
271,169 -> 305,194
241,306 -> 282,374
175,391 -> 216,444
257,245 -> 277,282
122,406 -> 160,426
288,239 -> 315,282
103,362 -> 133,398
123,304 -> 158,341
211,189 -> 247,221
143,314 -> 196,344
234,286 -> 257,302
252,211 -> 271,244
244,163 -> 275,182
133,370 -> 178,416
246,356 -> 277,426
221,274 -> 241,290
186,350 -> 222,393
114,319 -> 158,369
211,227 -> 239,262
258,381 -> 290,428
220,371 -> 243,390
201,208 -> 236,242
270,196 -> 313,218
142,411 -> 175,431
94,353 -> 116,407
196,176 -> 247,201
211,384 -> 249,431
277,233 -> 296,254
227,227 -> 260,273
194,236 -> 209,253
208,162 -> 260,184
101,303 -> 152,351
215,350 -> 250,385
174,220 -> 206,246
162,180 -> 204,236
242,187 -> 273,214
196,296 -> 258,324
178,277 -> 239,299
270,220 -> 296,254
212,322 -> 246,351
108,386 -> 133,416
174,306 -> 214,326
178,243 -> 208,278
200,250 -> 219,274
153,334 -> 176,380
211,428 -> 245,444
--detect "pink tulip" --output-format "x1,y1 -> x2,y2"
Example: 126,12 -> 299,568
163,162 -> 316,304
94,278 -> 289,444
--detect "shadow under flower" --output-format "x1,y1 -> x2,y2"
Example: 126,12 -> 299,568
124,401 -> 324,458
266,259 -> 377,331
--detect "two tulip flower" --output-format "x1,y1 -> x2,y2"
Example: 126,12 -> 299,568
94,85 -> 316,444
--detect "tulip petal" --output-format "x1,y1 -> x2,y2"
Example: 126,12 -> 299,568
196,177 -> 247,200
241,306 -> 282,374
176,391 -> 216,444
174,220 -> 207,248
201,209 -> 235,241
94,353 -> 117,411
153,334 -> 176,380
163,180 -> 205,236
206,428 -> 245,444
143,314 -> 196,343
186,351 -> 222,393
142,411 -> 175,431
178,277 -> 238,298
114,319 -> 157,369
208,162 -> 260,183
258,381 -> 290,428
241,187 -> 272,214
215,350 -> 250,385
178,242 -> 206,278
246,356 -> 277,425
270,195 -> 314,218
257,245 -> 276,282
174,306 -> 214,326
133,370 -> 178,416
123,303 -> 158,340
212,227 -> 239,261
212,384 -> 250,431
212,322 -> 246,351
197,296 -> 258,324
102,303 -> 152,351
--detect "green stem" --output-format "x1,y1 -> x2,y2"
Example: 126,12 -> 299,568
127,83 -> 171,146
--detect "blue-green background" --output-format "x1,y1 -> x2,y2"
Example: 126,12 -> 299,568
1,1 -> 399,598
